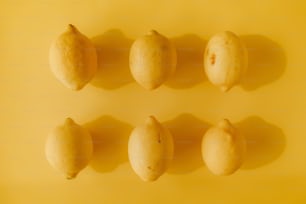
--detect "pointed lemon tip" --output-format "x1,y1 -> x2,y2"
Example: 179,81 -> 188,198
65,117 -> 74,125
142,82 -> 161,90
217,119 -> 231,129
140,173 -> 160,182
146,115 -> 158,124
220,86 -> 231,92
217,119 -> 235,133
142,177 -> 158,182
223,30 -> 236,36
67,24 -> 77,33
71,84 -> 84,91
147,30 -> 158,35
146,86 -> 159,91
220,85 -> 233,93
66,172 -> 78,180
213,170 -> 236,176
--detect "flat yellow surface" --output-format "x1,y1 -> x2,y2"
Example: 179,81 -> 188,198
1,0 -> 306,203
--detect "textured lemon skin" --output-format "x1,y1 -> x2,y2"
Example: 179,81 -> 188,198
45,118 -> 93,179
128,116 -> 174,181
202,119 -> 246,176
204,31 -> 248,92
49,24 -> 97,90
129,30 -> 177,90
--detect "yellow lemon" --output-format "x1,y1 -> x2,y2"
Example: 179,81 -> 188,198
49,24 -> 97,90
129,30 -> 177,90
202,119 -> 246,175
45,118 -> 93,179
204,31 -> 248,92
128,116 -> 174,181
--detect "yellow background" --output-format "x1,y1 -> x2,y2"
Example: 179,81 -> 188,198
1,0 -> 306,203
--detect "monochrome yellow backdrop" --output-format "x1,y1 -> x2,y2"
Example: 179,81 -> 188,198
1,0 -> 306,203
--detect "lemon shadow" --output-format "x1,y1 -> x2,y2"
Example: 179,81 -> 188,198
236,116 -> 286,169
163,114 -> 210,174
91,29 -> 134,89
240,35 -> 287,91
165,34 -> 207,89
84,115 -> 132,173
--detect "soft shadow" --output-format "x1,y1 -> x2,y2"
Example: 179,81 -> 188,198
91,29 -> 134,89
163,114 -> 210,174
236,116 -> 286,169
165,34 -> 207,89
84,115 -> 132,173
240,35 -> 286,91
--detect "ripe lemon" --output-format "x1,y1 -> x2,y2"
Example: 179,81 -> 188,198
49,24 -> 97,90
129,30 -> 177,90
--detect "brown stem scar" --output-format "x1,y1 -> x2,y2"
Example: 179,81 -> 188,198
210,53 -> 216,65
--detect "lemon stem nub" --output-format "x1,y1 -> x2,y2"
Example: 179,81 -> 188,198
220,86 -> 230,92
217,119 -> 235,133
66,172 -> 77,180
67,24 -> 77,33
148,30 -> 158,35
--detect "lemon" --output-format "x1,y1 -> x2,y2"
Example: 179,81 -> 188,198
128,116 -> 174,181
45,118 -> 93,179
129,30 -> 177,90
202,119 -> 246,175
204,31 -> 248,92
49,24 -> 97,90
